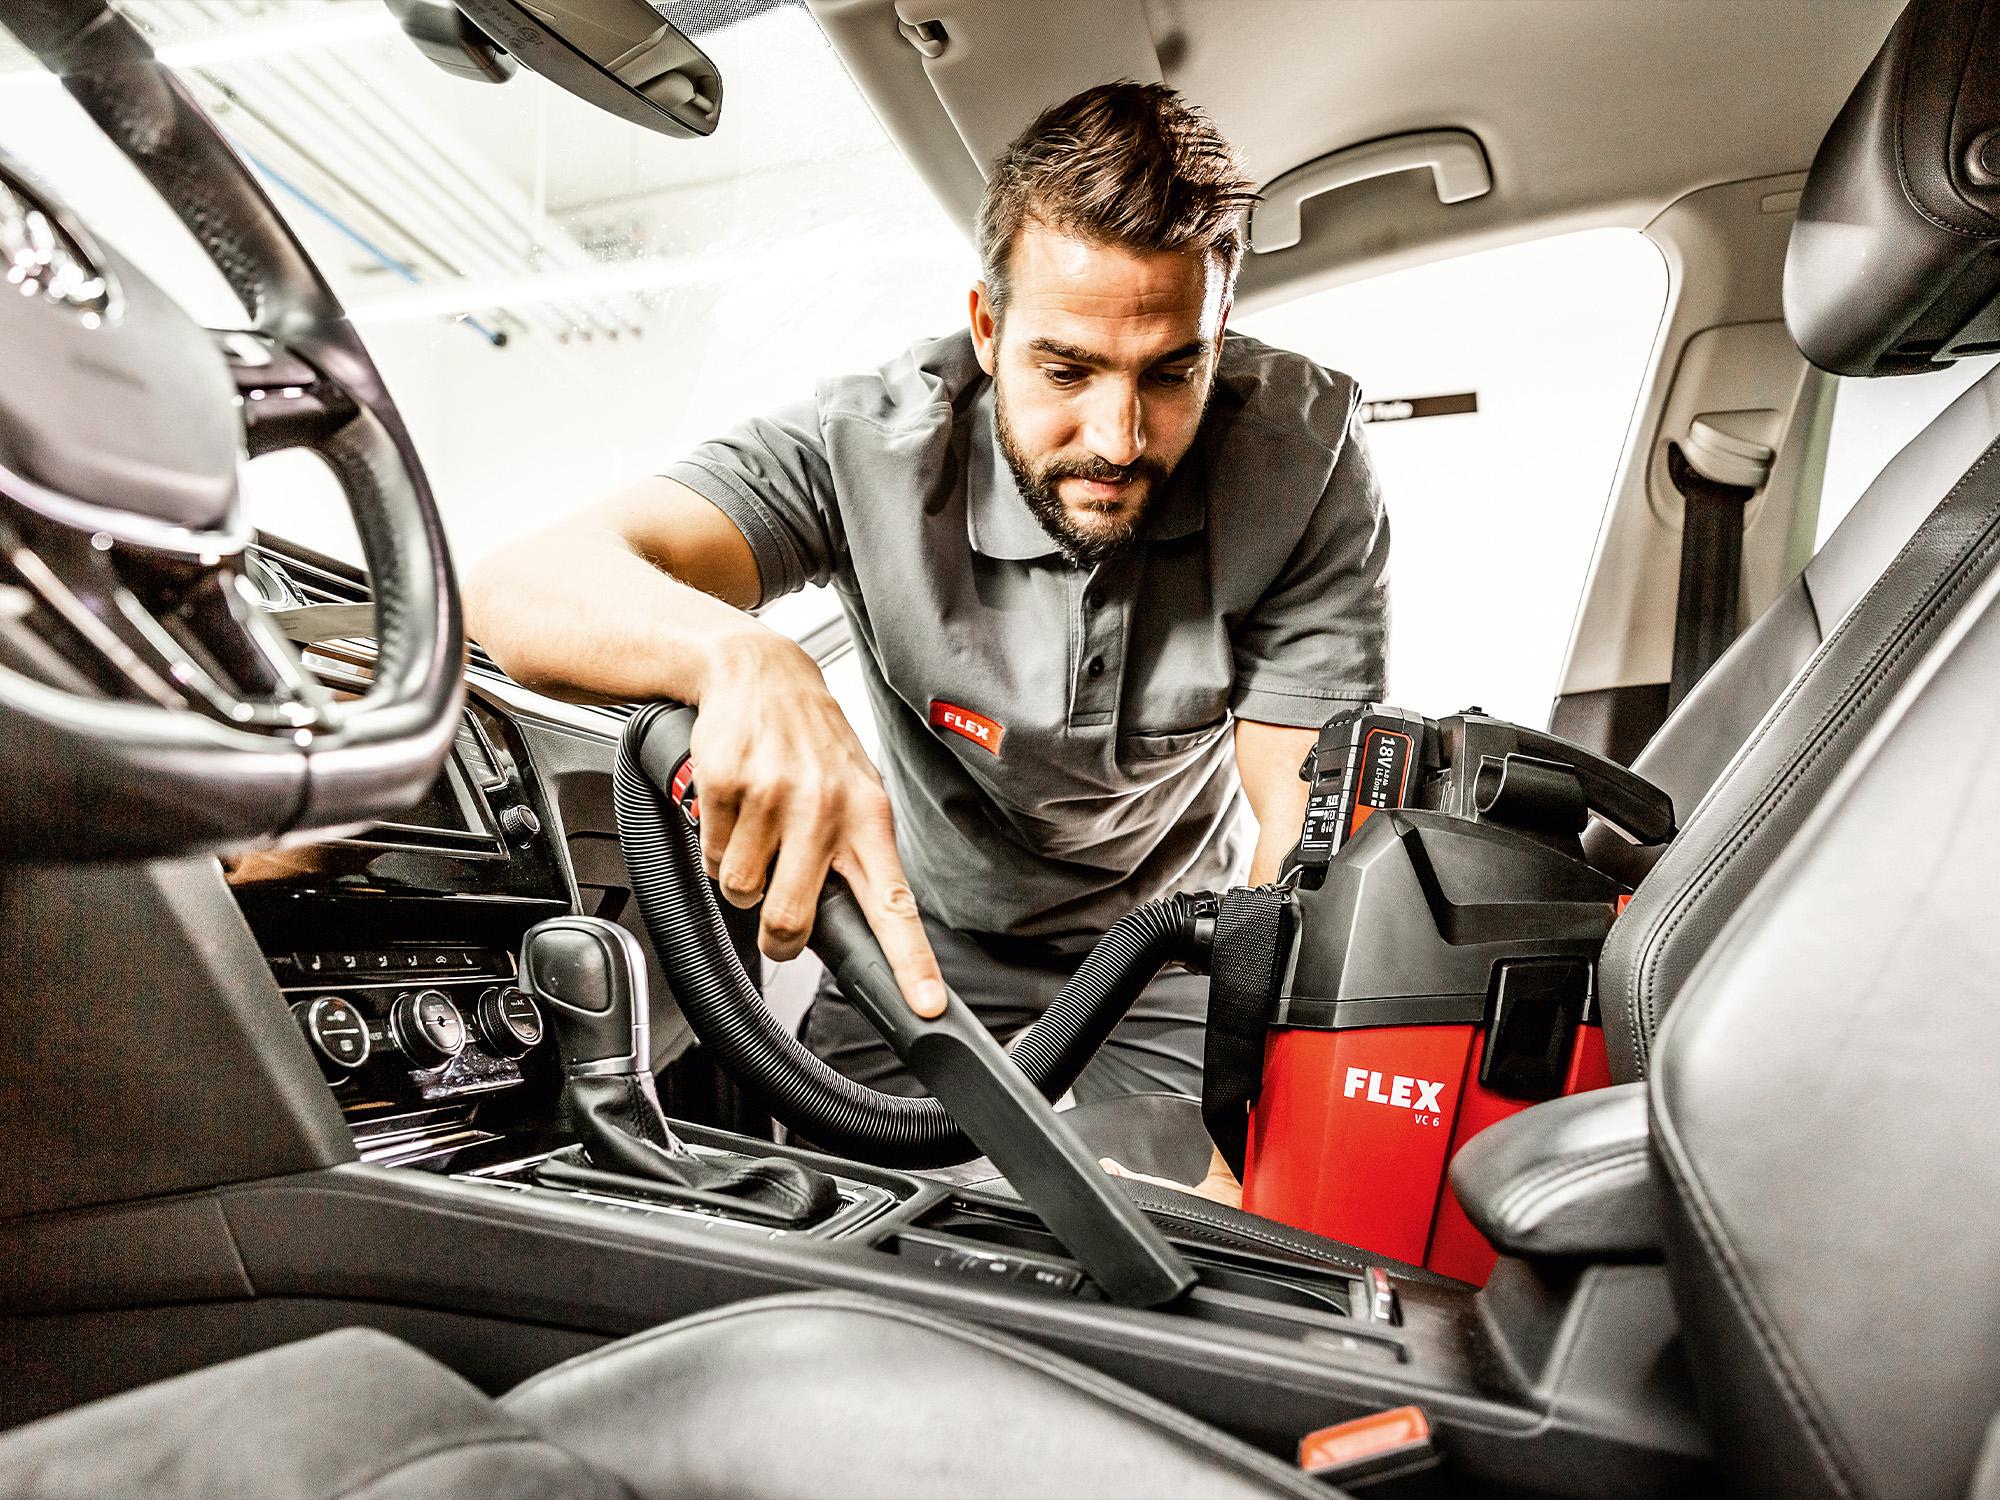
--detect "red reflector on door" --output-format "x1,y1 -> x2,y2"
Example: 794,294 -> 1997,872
1299,1404 -> 1431,1475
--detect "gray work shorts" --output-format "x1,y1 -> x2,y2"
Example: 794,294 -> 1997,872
800,915 -> 1208,1104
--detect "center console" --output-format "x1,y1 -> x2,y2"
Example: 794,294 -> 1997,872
228,675 -> 574,1169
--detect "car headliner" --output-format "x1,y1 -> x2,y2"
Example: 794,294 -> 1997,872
813,0 -> 1908,309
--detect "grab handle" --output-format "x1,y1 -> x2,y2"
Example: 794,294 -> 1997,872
1252,129 -> 1491,253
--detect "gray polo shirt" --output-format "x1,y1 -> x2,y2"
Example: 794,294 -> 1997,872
665,329 -> 1388,940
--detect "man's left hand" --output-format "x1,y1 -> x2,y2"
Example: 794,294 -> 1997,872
1099,1148 -> 1242,1208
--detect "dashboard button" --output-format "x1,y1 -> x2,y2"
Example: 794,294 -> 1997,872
389,989 -> 467,1070
476,985 -> 544,1059
1366,1266 -> 1402,1326
1017,1263 -> 1081,1294
292,995 -> 371,1074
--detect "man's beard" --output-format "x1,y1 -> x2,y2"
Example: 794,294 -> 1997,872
995,392 -> 1172,567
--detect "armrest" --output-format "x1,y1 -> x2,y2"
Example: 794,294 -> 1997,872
1448,1084 -> 1660,1259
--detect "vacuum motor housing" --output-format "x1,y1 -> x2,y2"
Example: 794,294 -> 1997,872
1239,705 -> 1673,1283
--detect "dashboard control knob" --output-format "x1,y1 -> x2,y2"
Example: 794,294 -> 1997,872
291,995 -> 371,1074
500,805 -> 541,840
476,985 -> 544,1059
388,988 -> 466,1070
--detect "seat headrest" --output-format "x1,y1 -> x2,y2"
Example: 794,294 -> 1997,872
1784,0 -> 2000,377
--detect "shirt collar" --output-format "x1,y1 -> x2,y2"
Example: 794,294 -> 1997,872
966,382 -> 1209,560
967,384 -> 1060,560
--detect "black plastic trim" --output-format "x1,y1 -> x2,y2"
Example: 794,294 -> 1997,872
1278,993 -> 1487,1031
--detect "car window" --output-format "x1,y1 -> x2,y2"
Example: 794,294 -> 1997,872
1813,353 -> 2000,552
0,0 -> 965,653
1238,229 -> 1668,727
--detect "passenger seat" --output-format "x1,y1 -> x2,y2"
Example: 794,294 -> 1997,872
0,1293 -> 1333,1500
1597,0 -> 2000,1084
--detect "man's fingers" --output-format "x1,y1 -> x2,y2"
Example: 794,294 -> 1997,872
759,816 -> 836,961
696,781 -> 740,883
1101,1157 -> 1231,1201
837,831 -> 946,1019
713,791 -> 780,909
865,878 -> 948,1018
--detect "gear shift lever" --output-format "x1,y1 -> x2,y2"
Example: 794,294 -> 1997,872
521,916 -> 840,1227
520,914 -> 652,1074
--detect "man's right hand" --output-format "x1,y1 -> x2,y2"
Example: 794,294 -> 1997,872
689,628 -> 948,1019
466,476 -> 946,1021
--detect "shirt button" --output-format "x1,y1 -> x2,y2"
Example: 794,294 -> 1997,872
1087,655 -> 1105,678
1087,588 -> 1107,610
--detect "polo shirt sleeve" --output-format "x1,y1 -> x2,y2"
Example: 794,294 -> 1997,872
660,397 -> 841,606
1229,413 -> 1391,727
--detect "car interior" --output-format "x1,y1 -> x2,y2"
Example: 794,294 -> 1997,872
4,0 -> 2000,1495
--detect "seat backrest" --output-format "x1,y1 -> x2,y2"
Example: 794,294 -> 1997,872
1598,0 -> 2000,1082
1651,557 -> 2000,1500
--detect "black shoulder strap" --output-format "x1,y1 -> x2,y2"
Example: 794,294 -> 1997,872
1201,885 -> 1295,1179
1667,441 -> 1758,710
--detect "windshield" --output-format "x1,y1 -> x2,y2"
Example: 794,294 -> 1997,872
0,0 -> 967,642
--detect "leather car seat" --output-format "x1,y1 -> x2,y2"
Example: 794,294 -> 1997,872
1597,0 -> 2000,1083
1646,503 -> 2000,1499
0,1291 -> 1333,1500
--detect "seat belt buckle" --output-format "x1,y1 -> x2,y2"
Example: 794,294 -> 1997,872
1298,1404 -> 1439,1490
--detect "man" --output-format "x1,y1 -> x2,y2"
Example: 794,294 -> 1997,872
469,83 -> 1388,1174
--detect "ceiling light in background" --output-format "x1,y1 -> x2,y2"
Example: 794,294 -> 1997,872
347,226 -> 969,324
154,11 -> 402,69
0,9 -> 400,82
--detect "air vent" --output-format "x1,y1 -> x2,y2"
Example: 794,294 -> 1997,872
241,550 -> 305,609
454,715 -> 507,789
250,544 -> 507,677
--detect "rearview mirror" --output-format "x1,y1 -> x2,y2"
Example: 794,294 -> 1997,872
429,0 -> 722,138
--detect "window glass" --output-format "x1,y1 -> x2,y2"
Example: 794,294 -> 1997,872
0,0 -> 967,648
1238,229 -> 1668,727
1814,354 -> 2000,552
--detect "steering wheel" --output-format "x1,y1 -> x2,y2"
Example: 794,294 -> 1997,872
0,0 -> 462,860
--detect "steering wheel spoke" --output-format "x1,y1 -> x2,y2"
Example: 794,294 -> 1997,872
0,496 -> 334,732
218,331 -> 360,460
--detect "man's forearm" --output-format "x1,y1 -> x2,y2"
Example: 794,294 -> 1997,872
466,526 -> 782,707
1246,820 -> 1297,886
1235,719 -> 1315,885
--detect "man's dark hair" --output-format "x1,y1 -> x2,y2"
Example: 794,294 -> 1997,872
976,81 -> 1257,320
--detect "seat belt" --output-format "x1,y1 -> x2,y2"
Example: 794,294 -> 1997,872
1666,440 -> 1758,710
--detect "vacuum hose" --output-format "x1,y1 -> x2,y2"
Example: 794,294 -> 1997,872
612,703 -> 1216,1167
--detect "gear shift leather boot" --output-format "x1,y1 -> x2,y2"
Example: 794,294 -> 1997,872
520,915 -> 840,1227
554,1072 -> 840,1224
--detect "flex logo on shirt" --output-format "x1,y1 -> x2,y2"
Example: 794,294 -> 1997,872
929,699 -> 1005,755
1343,1067 -> 1445,1117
